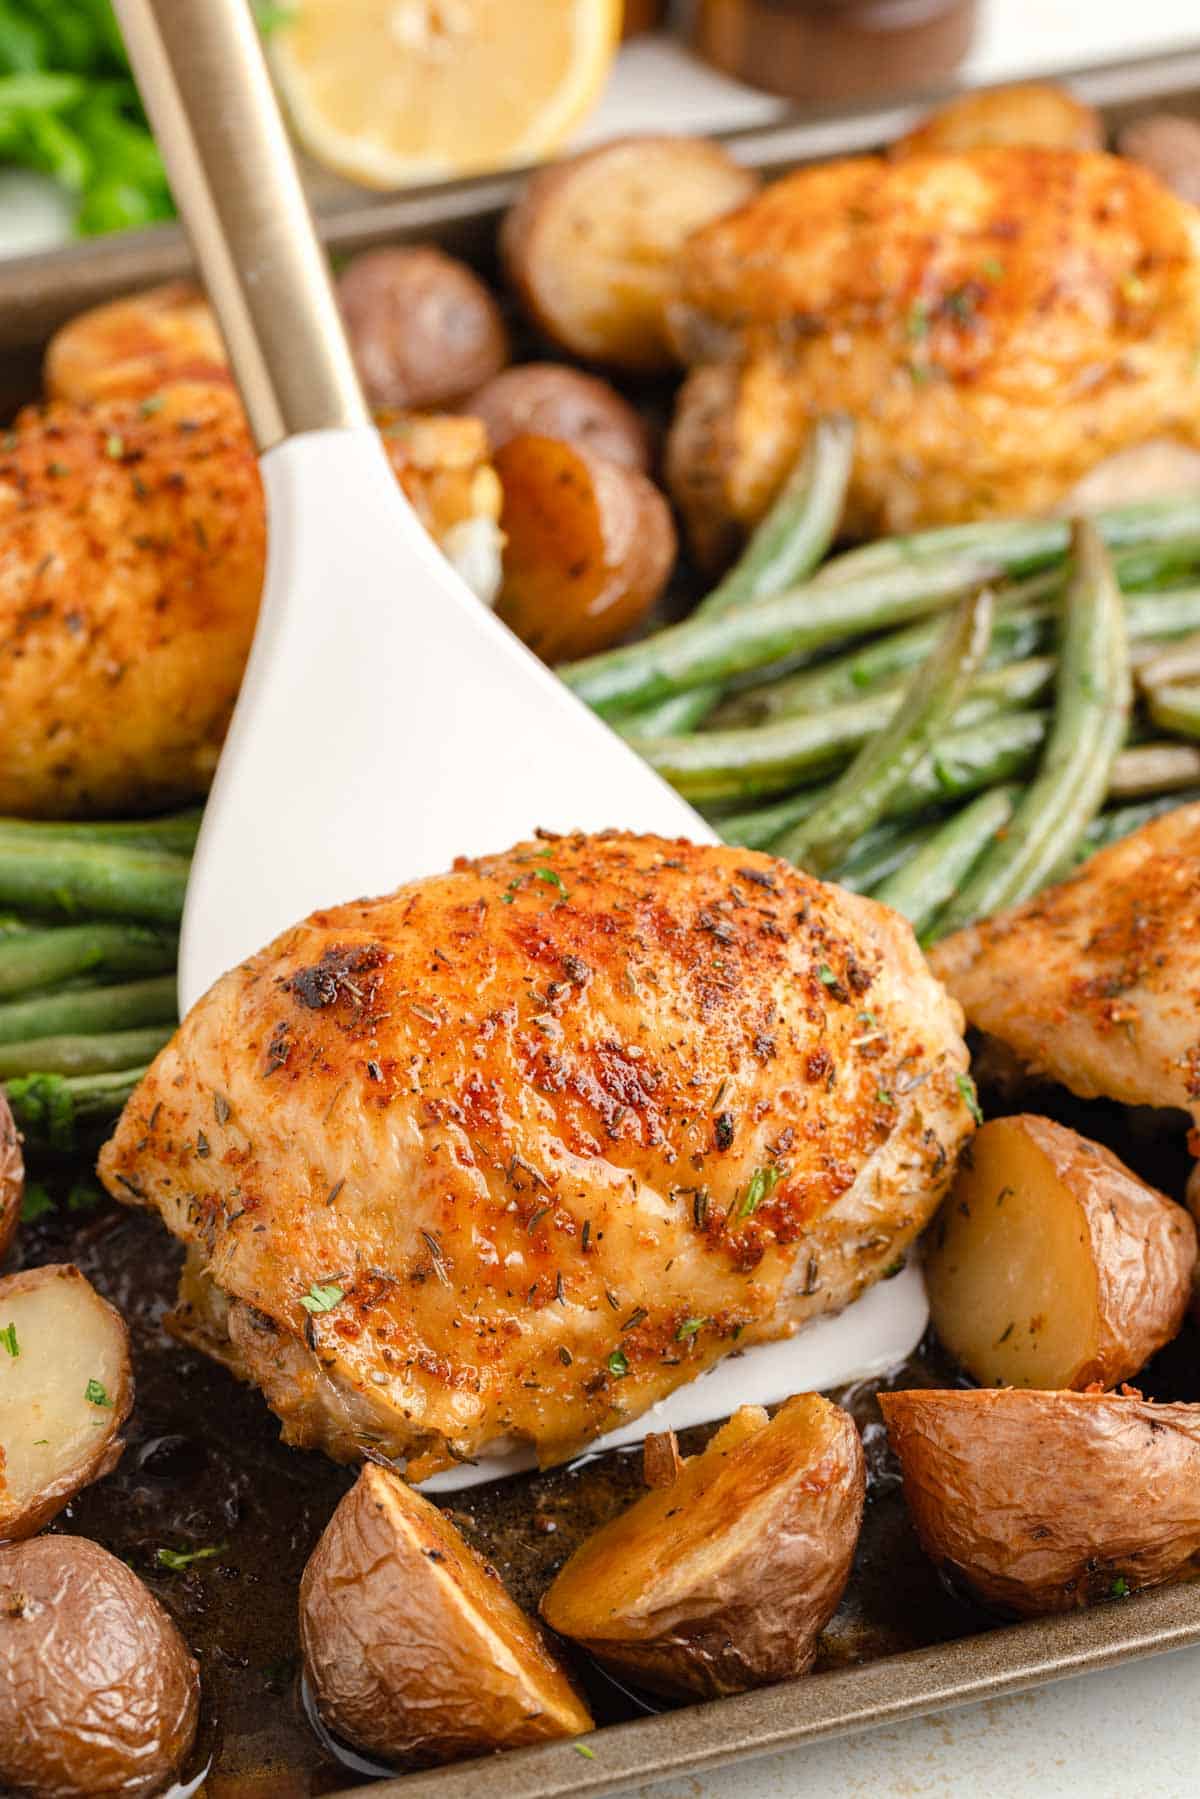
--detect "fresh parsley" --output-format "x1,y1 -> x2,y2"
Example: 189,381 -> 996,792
956,1073 -> 984,1126
607,1348 -> 629,1378
300,1282 -> 344,1315
0,1323 -> 17,1358
676,1317 -> 708,1340
156,1542 -> 227,1572
1110,1575 -> 1130,1598
817,963 -> 838,987
85,1379 -> 113,1408
738,1164 -> 781,1218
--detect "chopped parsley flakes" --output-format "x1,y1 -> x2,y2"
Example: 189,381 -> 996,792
738,1163 -> 782,1218
85,1379 -> 113,1408
607,1348 -> 629,1378
0,1322 -> 17,1358
300,1282 -> 344,1315
156,1542 -> 227,1572
956,1072 -> 984,1126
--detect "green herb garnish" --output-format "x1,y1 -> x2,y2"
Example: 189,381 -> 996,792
1110,1575 -> 1130,1598
0,1323 -> 17,1358
607,1348 -> 629,1378
817,964 -> 838,987
738,1164 -> 781,1218
676,1317 -> 708,1340
574,1743 -> 596,1759
535,867 -> 569,900
156,1542 -> 227,1572
85,1378 -> 112,1407
300,1282 -> 344,1315
956,1072 -> 984,1126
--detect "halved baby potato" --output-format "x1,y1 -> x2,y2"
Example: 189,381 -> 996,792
0,1090 -> 21,1260
0,1534 -> 199,1799
880,1386 -> 1200,1616
541,1393 -> 865,1699
925,1115 -> 1196,1390
892,82 -> 1103,158
0,1263 -> 133,1541
300,1463 -> 593,1770
494,432 -> 676,661
501,135 -> 759,372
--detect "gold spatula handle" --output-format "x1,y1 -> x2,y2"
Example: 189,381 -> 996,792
113,0 -> 368,451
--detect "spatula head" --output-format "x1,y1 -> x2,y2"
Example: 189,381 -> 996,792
180,427 -> 927,1484
178,427 -> 712,1012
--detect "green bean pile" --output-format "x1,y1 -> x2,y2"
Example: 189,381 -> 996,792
0,812 -> 196,1149
7,429 -> 1200,1148
563,421 -> 1200,944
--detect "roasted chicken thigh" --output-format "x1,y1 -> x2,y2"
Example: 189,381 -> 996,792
667,148 -> 1200,563
933,804 -> 1200,1123
0,385 -> 500,818
100,834 -> 972,1479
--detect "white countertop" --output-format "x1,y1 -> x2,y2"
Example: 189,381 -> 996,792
597,4 -> 1200,1796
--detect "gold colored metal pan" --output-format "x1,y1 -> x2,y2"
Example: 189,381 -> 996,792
5,41 -> 1200,1793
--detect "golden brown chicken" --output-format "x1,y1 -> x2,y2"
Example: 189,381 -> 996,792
666,147 -> 1200,565
99,832 -> 972,1479
932,803 -> 1200,1128
0,385 -> 500,818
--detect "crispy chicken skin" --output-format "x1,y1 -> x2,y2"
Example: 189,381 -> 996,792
0,384 -> 499,818
99,833 -> 972,1479
932,804 -> 1200,1126
667,148 -> 1200,559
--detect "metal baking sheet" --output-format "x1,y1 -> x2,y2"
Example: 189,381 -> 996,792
7,43 -> 1200,1796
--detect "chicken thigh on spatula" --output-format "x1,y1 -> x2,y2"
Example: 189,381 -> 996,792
99,833 -> 971,1481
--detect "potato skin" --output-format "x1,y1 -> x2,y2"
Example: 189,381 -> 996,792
925,1114 -> 1197,1391
494,433 -> 676,661
881,1387 -> 1200,1616
893,83 -> 1103,158
300,1465 -> 592,1769
1118,114 -> 1200,207
541,1395 -> 865,1699
0,1089 -> 21,1261
501,135 -> 758,372
339,246 -> 509,411
0,1534 -> 199,1797
467,363 -> 652,472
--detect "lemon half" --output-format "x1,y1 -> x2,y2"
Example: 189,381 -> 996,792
272,0 -> 622,189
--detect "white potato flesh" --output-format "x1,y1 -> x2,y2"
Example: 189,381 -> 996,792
925,1115 -> 1195,1390
0,1264 -> 132,1540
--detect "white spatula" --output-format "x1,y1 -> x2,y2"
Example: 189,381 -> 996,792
115,0 -> 928,1487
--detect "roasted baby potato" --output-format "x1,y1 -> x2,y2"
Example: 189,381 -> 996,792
1118,114 -> 1200,206
494,433 -> 676,660
880,1387 -> 1200,1615
43,280 -> 231,404
501,135 -> 758,372
0,1089 -> 21,1260
0,1534 -> 199,1797
925,1115 -> 1196,1391
467,362 -> 653,471
541,1394 -> 865,1699
893,82 -> 1103,158
300,1464 -> 593,1769
0,1263 -> 132,1541
338,245 -> 510,411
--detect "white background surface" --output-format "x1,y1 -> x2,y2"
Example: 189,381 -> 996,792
595,3 -> 1200,1796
